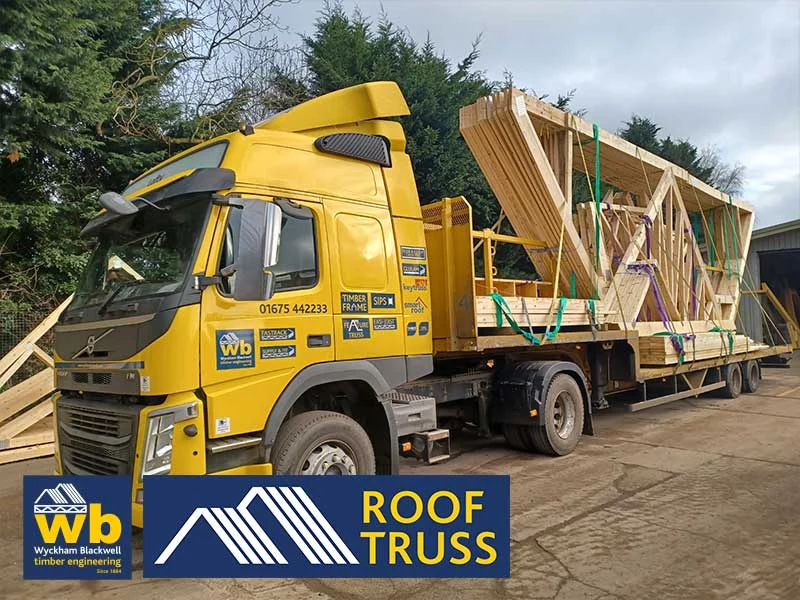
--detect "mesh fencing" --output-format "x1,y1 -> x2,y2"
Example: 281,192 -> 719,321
0,309 -> 54,391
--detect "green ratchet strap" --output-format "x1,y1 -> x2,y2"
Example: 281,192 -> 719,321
726,196 -> 741,281
710,326 -> 735,355
569,272 -> 577,299
707,210 -> 716,265
653,331 -> 692,365
593,123 -> 601,273
489,293 -> 542,345
545,297 -> 567,341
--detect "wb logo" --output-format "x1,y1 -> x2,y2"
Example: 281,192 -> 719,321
216,329 -> 255,369
34,483 -> 121,544
219,332 -> 252,356
24,476 -> 132,580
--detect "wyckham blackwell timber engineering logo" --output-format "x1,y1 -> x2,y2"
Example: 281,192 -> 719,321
24,476 -> 131,580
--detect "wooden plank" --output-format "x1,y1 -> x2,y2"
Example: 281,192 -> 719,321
0,369 -> 54,424
0,294 -> 72,377
31,344 -> 54,369
2,424 -> 54,450
0,442 -> 54,465
635,320 -> 736,336
619,170 -> 673,267
460,90 -> 597,297
670,180 -> 721,321
639,333 -> 766,365
522,93 -> 754,214
475,296 -> 610,328
0,347 -> 33,390
0,399 -> 53,441
461,100 -> 559,286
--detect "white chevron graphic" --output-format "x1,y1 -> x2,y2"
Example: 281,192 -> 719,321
155,486 -> 358,565
34,483 -> 87,514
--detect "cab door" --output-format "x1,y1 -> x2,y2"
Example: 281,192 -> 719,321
199,197 -> 334,439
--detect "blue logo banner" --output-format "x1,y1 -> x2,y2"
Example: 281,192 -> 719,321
144,475 -> 509,578
23,476 -> 131,580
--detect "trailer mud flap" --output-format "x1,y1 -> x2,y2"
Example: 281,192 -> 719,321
493,360 -> 593,435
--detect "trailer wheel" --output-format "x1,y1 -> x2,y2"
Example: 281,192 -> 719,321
742,360 -> 760,394
271,410 -> 375,475
528,374 -> 585,456
721,363 -> 743,399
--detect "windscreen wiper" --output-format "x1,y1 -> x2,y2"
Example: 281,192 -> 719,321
97,279 -> 148,315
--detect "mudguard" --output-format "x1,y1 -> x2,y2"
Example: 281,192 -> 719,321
493,360 -> 593,435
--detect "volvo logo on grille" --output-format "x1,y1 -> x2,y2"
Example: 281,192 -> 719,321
72,328 -> 115,358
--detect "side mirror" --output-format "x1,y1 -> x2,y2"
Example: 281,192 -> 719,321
232,200 -> 282,302
263,202 -> 282,268
99,191 -> 139,215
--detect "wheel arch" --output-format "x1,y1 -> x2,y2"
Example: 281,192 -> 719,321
262,359 -> 401,474
495,360 -> 593,435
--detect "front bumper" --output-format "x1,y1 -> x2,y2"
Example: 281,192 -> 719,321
54,392 -> 274,528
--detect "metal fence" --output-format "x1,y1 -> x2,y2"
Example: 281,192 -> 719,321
0,309 -> 53,390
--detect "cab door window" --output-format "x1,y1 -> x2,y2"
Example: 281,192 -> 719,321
218,199 -> 318,296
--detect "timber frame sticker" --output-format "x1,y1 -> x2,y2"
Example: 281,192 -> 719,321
24,476 -> 131,580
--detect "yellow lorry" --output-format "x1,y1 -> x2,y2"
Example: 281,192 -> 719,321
52,82 -> 787,527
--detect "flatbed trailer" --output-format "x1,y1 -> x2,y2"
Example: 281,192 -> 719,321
47,81 -> 792,526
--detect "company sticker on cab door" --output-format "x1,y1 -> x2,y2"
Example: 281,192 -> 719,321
342,318 -> 370,339
215,330 -> 255,370
260,345 -> 297,359
341,292 -> 368,313
402,263 -> 427,277
144,475 -> 510,578
373,317 -> 398,331
259,328 -> 296,341
400,246 -> 427,260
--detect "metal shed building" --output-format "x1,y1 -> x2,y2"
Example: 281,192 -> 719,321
738,218 -> 800,343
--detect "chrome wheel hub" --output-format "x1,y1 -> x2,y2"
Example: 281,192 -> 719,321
553,392 -> 576,439
301,442 -> 357,475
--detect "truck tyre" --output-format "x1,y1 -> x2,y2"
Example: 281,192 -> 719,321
530,374 -> 585,456
742,360 -> 760,394
502,374 -> 584,456
502,424 -> 535,452
721,363 -> 743,398
271,410 -> 375,475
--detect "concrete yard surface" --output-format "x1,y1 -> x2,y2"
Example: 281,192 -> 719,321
2,356 -> 799,599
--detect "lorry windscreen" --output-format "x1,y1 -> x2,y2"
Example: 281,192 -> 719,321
70,198 -> 208,310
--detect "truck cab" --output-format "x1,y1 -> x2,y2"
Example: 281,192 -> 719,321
53,82 -> 439,527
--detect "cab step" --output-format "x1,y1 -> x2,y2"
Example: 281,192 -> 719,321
207,434 -> 262,454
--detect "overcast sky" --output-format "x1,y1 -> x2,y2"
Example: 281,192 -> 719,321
276,0 -> 800,228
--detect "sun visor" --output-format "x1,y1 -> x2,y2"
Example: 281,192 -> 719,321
81,168 -> 235,237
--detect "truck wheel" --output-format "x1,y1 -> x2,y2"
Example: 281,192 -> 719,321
721,363 -> 743,398
530,374 -> 585,456
271,411 -> 375,475
502,424 -> 535,452
742,360 -> 760,394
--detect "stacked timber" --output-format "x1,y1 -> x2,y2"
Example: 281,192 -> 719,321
639,332 -> 767,365
460,90 -> 597,298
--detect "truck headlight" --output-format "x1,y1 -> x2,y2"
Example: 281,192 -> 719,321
142,413 -> 175,477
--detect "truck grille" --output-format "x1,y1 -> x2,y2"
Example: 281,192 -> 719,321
71,372 -> 112,386
57,396 -> 139,476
